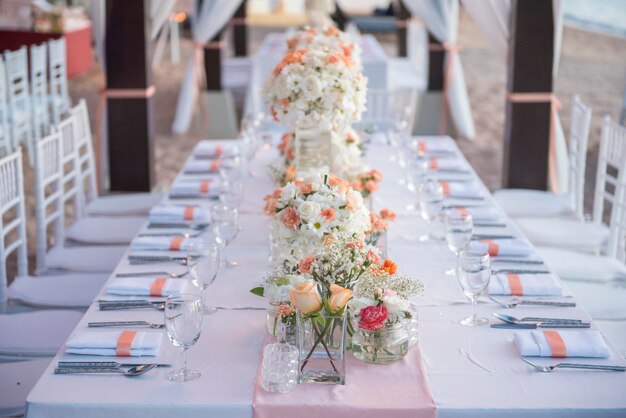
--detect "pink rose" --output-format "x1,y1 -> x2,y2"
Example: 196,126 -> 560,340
321,207 -> 335,222
359,305 -> 388,331
380,208 -> 396,221
370,169 -> 383,182
298,256 -> 315,274
366,250 -> 381,265
281,207 -> 301,229
298,183 -> 313,194
365,180 -> 378,192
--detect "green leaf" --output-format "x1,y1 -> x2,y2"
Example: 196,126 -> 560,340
250,287 -> 265,297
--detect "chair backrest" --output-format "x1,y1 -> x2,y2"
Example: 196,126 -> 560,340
71,99 -> 98,206
357,88 -> 418,135
595,117 -> 626,262
30,42 -> 49,138
57,115 -> 83,222
48,37 -> 70,124
0,57 -> 12,157
3,46 -> 33,158
33,130 -> 64,274
567,95 -> 592,220
0,148 -> 28,305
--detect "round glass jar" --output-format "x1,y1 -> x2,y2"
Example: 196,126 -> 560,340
352,321 -> 409,364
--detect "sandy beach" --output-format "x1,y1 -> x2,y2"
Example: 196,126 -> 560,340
8,12 -> 626,281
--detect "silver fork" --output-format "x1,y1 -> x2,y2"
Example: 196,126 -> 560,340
489,296 -> 576,308
115,271 -> 189,278
522,358 -> 626,372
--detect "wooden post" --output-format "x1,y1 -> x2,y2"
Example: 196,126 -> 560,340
105,0 -> 154,191
427,33 -> 445,91
331,3 -> 348,30
232,1 -> 247,57
503,0 -> 554,190
396,1 -> 410,58
204,31 -> 223,91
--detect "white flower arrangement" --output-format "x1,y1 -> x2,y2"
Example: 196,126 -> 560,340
264,46 -> 367,130
263,174 -> 372,269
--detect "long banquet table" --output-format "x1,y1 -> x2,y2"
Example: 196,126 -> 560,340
26,135 -> 626,418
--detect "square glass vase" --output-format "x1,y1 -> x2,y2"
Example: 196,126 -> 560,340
296,311 -> 347,385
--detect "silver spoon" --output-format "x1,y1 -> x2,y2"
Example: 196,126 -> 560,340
493,313 -> 584,325
54,364 -> 158,376
88,321 -> 165,329
522,358 -> 626,373
489,296 -> 576,308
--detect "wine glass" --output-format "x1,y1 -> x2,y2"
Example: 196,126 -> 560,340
456,251 -> 491,326
444,211 -> 473,275
218,180 -> 244,208
418,177 -> 444,241
218,154 -> 243,183
211,204 -> 239,268
165,294 -> 204,381
240,130 -> 259,176
406,155 -> 429,197
187,238 -> 220,312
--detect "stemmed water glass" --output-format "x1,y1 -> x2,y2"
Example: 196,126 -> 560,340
406,155 -> 429,200
456,251 -> 491,326
418,177 -> 444,241
444,211 -> 473,275
240,130 -> 259,177
187,238 -> 220,312
165,294 -> 204,382
218,180 -> 244,208
218,154 -> 243,183
211,204 -> 239,268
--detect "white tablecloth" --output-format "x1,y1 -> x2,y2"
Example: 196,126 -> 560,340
26,137 -> 626,418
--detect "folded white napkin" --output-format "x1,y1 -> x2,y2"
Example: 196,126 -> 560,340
106,278 -> 187,296
428,157 -> 465,171
489,273 -> 563,296
131,236 -> 194,252
415,140 -> 455,154
65,331 -> 163,357
452,206 -> 503,223
514,330 -> 610,358
193,143 -> 238,159
440,181 -> 482,198
469,239 -> 534,257
170,180 -> 223,198
149,205 -> 210,224
184,160 -> 221,174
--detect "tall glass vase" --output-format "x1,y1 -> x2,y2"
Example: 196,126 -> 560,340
294,128 -> 332,180
296,311 -> 347,385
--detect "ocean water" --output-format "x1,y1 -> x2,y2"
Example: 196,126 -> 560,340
563,0 -> 626,38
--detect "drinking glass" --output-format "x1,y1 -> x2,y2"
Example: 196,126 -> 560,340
418,177 -> 444,241
444,211 -> 473,275
218,155 -> 243,183
406,156 -> 429,203
218,180 -> 244,208
240,130 -> 259,176
187,238 -> 220,312
165,294 -> 204,381
456,251 -> 491,326
211,204 -> 239,268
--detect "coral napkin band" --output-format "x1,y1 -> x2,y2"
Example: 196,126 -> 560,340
150,278 -> 167,297
543,330 -> 567,358
506,274 -> 524,296
481,239 -> 500,256
200,181 -> 211,194
214,146 -> 223,157
418,142 -> 427,155
429,158 -> 439,170
440,181 -> 450,196
116,330 -> 137,356
169,237 -> 185,251
184,206 -> 195,221
456,207 -> 469,216
210,160 -> 220,172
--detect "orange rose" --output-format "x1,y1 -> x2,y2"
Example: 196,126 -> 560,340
326,284 -> 353,314
288,281 -> 322,314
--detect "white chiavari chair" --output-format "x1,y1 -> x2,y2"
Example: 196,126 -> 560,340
355,88 -> 418,140
3,46 -> 34,164
535,117 -> 626,284
516,116 -> 625,254
30,42 -> 50,140
0,57 -> 11,157
72,99 -> 163,217
495,96 -> 593,220
0,148 -> 83,362
29,128 -> 127,273
48,37 -> 71,125
56,115 -> 146,245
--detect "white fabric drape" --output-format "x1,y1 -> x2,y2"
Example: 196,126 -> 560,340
462,0 -> 567,192
150,0 -> 178,40
401,0 -> 475,139
171,0 -> 244,134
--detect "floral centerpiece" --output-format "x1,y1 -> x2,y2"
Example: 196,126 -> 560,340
365,208 -> 396,257
350,263 -> 424,364
263,174 -> 371,269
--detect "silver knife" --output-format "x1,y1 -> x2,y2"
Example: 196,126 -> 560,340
88,321 -> 163,328
115,271 -> 171,278
473,235 -> 516,240
491,258 -> 545,265
492,269 -> 551,274
491,323 -> 590,329
128,255 -> 186,262
58,361 -> 171,368
473,223 -> 507,228
520,300 -> 577,307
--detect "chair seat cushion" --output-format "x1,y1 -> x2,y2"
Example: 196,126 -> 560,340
0,359 -> 51,417
65,216 -> 145,245
493,189 -> 574,218
564,281 -> 626,320
516,218 -> 609,253
0,310 -> 82,357
537,247 -> 626,283
46,245 -> 127,273
9,272 -> 108,308
86,193 -> 163,216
